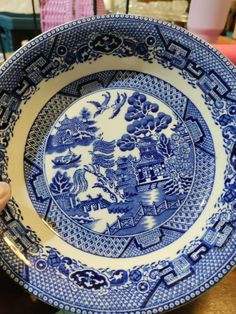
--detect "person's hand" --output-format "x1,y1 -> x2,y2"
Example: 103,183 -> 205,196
0,182 -> 10,212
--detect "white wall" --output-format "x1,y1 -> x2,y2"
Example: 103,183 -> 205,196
0,0 -> 40,14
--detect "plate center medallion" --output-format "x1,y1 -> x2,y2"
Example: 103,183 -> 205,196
44,89 -> 195,237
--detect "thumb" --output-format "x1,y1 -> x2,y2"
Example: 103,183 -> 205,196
0,182 -> 11,212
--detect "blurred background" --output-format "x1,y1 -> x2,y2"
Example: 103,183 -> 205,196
0,0 -> 235,313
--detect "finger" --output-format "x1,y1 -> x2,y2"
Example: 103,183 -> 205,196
0,182 -> 11,212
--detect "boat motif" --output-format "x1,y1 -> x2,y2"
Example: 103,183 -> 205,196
52,149 -> 81,167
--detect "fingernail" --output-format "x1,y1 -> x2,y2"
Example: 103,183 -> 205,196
0,182 -> 10,198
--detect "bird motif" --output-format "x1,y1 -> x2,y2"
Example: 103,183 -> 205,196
109,92 -> 127,119
87,91 -> 111,118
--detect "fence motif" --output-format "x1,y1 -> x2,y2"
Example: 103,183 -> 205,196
105,199 -> 181,235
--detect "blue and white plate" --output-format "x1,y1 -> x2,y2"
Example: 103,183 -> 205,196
0,14 -> 236,313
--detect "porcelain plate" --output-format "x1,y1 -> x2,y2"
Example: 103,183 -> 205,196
0,14 -> 236,313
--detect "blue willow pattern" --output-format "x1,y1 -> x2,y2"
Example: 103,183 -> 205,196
24,71 -> 214,260
0,15 -> 235,313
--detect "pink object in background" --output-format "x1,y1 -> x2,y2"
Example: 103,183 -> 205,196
214,44 -> 236,65
40,0 -> 106,33
187,0 -> 231,44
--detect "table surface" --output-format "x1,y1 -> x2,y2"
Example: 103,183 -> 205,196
217,35 -> 236,44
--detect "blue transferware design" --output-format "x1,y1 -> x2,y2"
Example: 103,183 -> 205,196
51,149 -> 81,169
24,71 -> 214,258
44,90 -> 195,238
88,91 -> 111,118
0,14 -> 235,314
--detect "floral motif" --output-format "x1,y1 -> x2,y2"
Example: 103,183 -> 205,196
89,34 -> 123,54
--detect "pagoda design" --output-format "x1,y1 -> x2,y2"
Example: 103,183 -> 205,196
135,137 -> 166,184
46,111 -> 99,154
